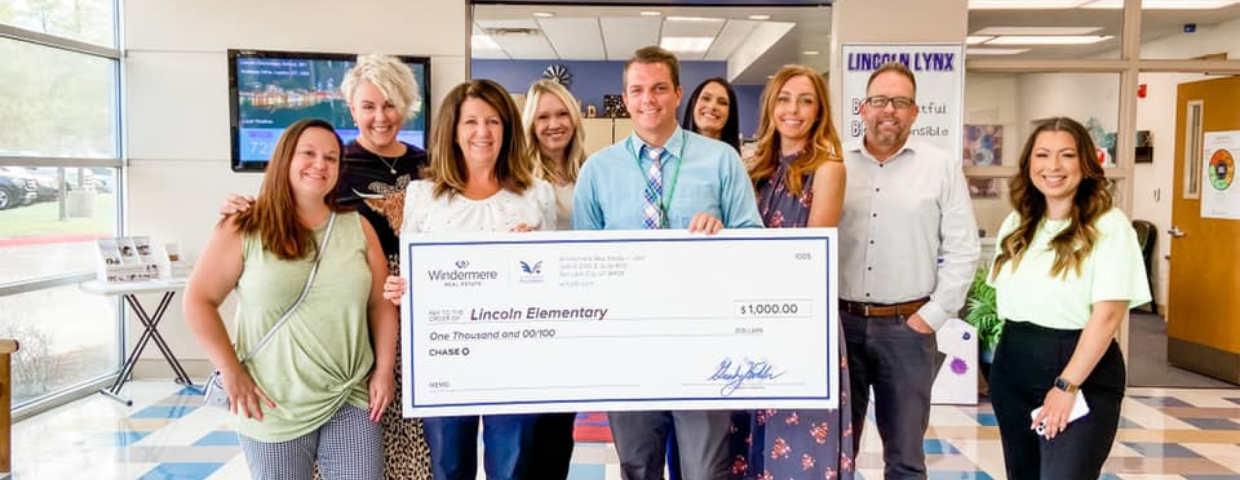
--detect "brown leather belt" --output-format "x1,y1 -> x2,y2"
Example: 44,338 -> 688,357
839,297 -> 930,317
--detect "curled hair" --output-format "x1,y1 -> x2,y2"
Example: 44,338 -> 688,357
749,65 -> 842,197
682,77 -> 740,152
427,79 -> 534,198
993,116 -> 1113,280
624,46 -> 680,89
230,119 -> 345,260
341,54 -> 421,120
522,79 -> 586,185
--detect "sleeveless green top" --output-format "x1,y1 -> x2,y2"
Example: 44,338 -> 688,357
231,211 -> 374,442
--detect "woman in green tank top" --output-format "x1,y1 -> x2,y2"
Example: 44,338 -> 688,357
184,119 -> 398,479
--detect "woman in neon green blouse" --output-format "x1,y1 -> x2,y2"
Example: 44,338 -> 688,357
986,116 -> 1150,480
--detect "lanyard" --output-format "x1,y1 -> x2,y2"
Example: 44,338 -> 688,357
634,130 -> 686,228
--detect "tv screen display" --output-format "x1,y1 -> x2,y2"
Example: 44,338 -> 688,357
228,49 -> 431,171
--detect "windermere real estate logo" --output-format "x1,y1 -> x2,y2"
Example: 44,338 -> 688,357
426,260 -> 499,287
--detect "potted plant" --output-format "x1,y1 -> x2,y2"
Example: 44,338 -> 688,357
964,264 -> 1004,379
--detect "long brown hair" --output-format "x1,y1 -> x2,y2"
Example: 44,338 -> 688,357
992,117 -> 1113,279
427,79 -> 534,198
522,79 -> 586,186
749,65 -> 842,197
229,119 -> 344,260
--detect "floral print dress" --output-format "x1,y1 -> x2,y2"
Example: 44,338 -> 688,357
740,152 -> 855,480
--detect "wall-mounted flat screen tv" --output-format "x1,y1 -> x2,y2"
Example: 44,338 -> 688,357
228,49 -> 431,171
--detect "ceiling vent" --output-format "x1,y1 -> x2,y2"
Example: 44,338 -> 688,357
484,27 -> 541,36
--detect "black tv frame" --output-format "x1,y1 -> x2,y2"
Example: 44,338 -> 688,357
228,49 -> 432,172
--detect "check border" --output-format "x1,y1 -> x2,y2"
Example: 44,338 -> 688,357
404,233 -> 835,411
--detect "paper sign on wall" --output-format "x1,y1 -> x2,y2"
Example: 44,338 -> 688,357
841,44 -> 964,157
1202,131 -> 1240,220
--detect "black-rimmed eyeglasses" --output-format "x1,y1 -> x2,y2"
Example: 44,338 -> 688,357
864,96 -> 916,110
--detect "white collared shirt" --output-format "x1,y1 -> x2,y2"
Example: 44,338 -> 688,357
839,139 -> 980,330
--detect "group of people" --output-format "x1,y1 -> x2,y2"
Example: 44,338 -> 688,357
183,45 -> 1151,480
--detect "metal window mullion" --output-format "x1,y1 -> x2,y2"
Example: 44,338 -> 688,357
0,23 -> 119,59
0,272 -> 95,298
0,157 -> 123,168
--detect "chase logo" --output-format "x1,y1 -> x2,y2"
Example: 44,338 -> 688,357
518,260 -> 545,284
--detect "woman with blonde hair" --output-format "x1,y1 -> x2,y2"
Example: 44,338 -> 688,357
389,78 -> 555,480
740,64 -> 853,479
522,79 -> 587,230
221,53 -> 433,480
988,117 -> 1149,480
520,78 -> 582,477
185,119 -> 397,479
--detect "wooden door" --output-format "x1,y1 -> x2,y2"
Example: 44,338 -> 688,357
1167,75 -> 1240,384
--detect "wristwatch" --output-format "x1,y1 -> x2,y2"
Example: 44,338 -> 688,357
1053,377 -> 1080,394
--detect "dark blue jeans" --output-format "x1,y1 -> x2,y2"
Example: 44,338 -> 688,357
423,414 -> 538,480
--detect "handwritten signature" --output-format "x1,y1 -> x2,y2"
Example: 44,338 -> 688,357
708,357 -> 784,396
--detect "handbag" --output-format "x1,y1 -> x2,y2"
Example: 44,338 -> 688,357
202,212 -> 337,409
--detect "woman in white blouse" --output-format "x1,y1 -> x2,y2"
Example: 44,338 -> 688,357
392,79 -> 555,480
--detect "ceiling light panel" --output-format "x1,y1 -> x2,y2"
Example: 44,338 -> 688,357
973,26 -> 1103,35
968,0 -> 1092,8
748,14 -> 772,20
661,36 -> 715,53
703,20 -> 758,61
986,35 -> 1114,44
967,47 -> 1032,55
640,11 -> 662,16
600,17 -> 661,61
967,36 -> 995,45
538,17 -> 607,61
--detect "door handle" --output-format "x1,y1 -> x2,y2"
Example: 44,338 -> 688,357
1168,226 -> 1186,238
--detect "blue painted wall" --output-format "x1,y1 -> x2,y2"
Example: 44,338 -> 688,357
472,59 -> 766,142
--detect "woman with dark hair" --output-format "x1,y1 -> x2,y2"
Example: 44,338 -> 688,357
988,116 -> 1150,480
682,77 -> 741,152
185,119 -> 397,480
740,64 -> 852,480
389,79 -> 555,480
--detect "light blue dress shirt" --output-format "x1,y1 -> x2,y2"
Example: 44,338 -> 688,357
572,127 -> 762,230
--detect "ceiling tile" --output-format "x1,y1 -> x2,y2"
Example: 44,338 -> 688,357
600,17 -> 662,61
540,17 -> 607,60
705,19 -> 758,61
476,19 -> 557,60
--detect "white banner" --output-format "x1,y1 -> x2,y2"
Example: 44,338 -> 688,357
841,43 -> 965,157
399,229 -> 840,417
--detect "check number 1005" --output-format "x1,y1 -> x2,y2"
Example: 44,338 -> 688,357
734,299 -> 812,318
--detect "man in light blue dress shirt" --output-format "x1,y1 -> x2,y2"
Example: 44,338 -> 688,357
572,46 -> 762,480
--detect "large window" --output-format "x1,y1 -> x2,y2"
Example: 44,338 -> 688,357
1,0 -> 123,413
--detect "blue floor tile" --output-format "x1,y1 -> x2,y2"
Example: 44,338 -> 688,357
1129,395 -> 1193,408
174,386 -> 205,396
137,462 -> 224,480
1098,474 -> 1124,480
927,471 -> 996,480
1181,418 -> 1240,431
566,463 -> 605,480
81,431 -> 149,447
191,431 -> 239,446
131,404 -> 198,419
1122,442 -> 1201,458
1117,416 -> 1142,429
924,439 -> 961,455
974,413 -> 999,427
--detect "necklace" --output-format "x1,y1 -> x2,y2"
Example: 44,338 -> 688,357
375,154 -> 398,175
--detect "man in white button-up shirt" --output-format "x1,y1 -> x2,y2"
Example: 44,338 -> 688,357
839,62 -> 979,480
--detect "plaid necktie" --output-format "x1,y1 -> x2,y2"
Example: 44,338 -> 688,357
642,146 -> 665,229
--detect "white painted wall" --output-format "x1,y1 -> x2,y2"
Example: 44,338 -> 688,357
963,72 -> 1020,238
123,0 -> 467,369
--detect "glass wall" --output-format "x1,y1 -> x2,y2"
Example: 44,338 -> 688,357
1,0 -> 123,412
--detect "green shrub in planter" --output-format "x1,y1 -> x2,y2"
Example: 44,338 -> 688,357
965,264 -> 1004,363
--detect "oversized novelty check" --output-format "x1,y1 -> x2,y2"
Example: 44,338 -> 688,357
400,229 -> 839,417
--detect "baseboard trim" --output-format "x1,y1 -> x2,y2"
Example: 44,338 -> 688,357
1167,338 -> 1240,385
132,359 -> 214,381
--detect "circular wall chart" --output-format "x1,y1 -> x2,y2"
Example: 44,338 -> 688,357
1208,149 -> 1235,191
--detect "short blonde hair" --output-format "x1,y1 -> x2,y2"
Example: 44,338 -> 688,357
522,79 -> 586,185
341,54 -> 420,120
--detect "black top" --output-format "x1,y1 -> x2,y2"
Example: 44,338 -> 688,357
335,140 -> 429,272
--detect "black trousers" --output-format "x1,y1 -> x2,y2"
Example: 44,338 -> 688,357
528,412 -> 576,480
988,320 -> 1126,480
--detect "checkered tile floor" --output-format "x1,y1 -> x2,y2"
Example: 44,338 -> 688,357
9,382 -> 1240,479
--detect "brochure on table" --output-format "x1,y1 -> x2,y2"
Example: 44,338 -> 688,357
95,236 -> 190,282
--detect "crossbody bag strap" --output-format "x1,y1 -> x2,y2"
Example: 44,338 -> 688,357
237,212 -> 337,364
